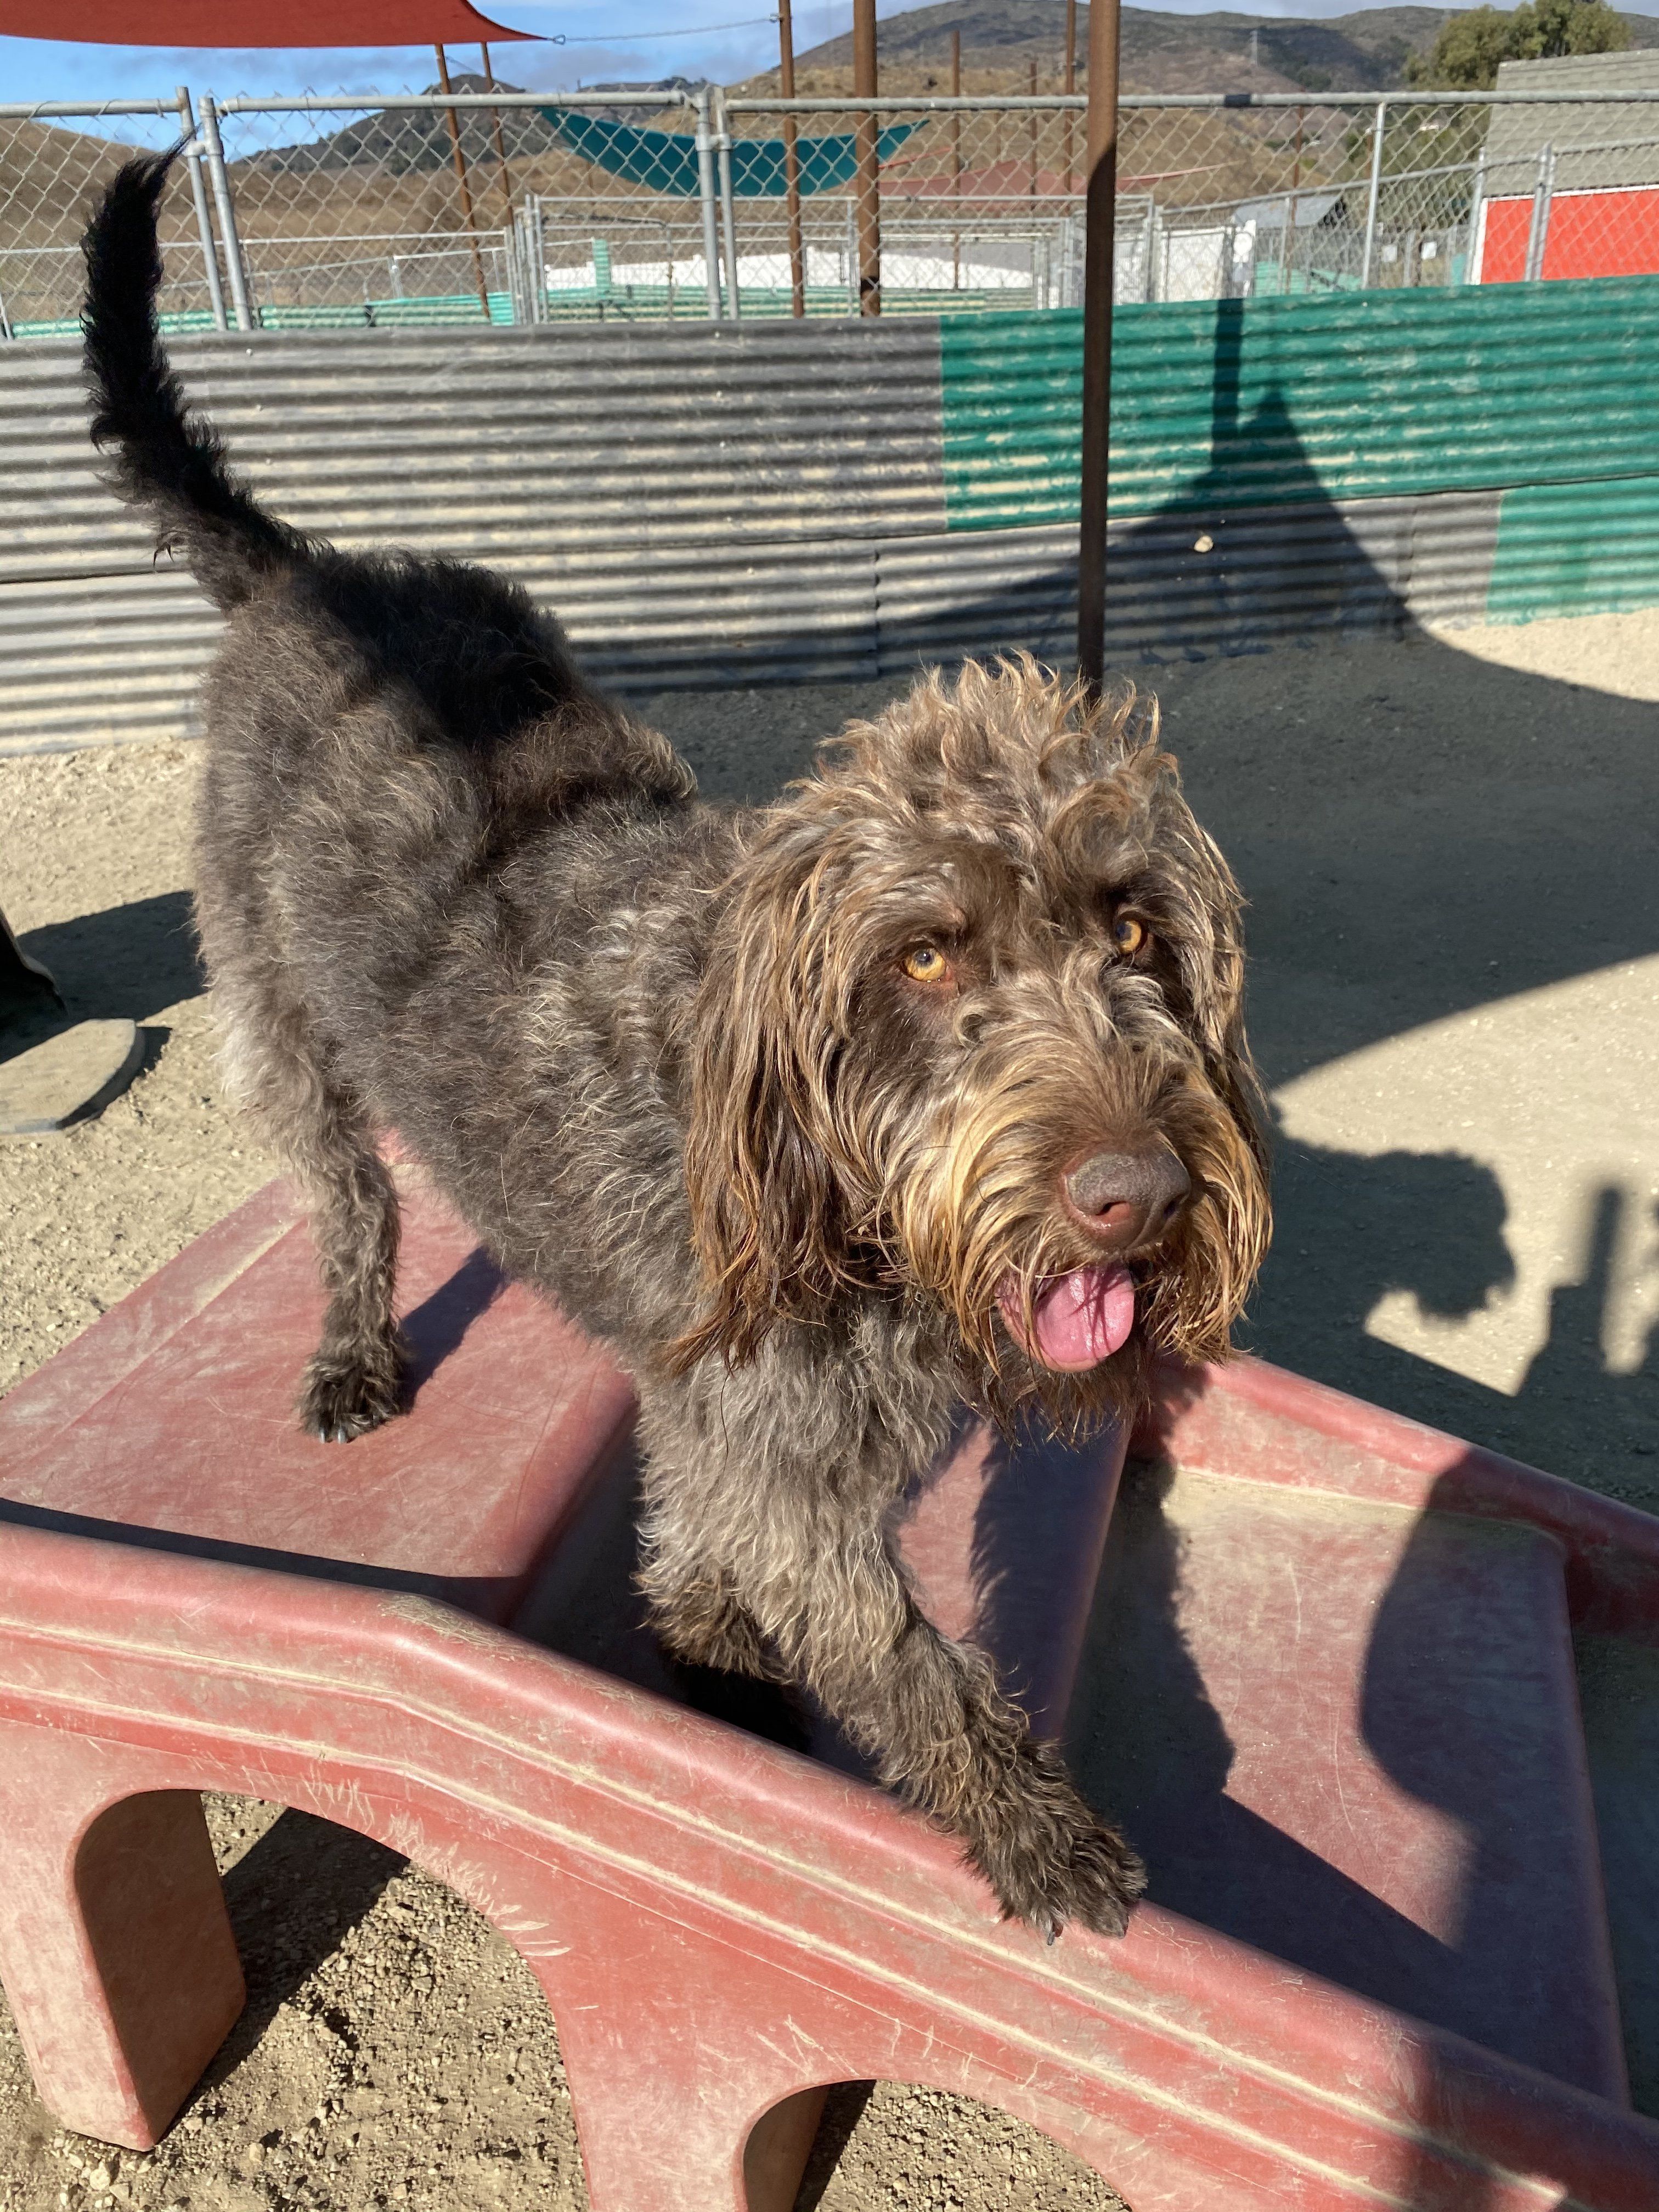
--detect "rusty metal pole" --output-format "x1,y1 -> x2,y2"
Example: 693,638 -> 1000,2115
951,26 -> 962,292
852,0 -> 880,314
779,0 -> 805,317
1029,58 -> 1040,202
1063,0 -> 1077,194
1076,0 -> 1121,695
480,40 -> 515,226
435,44 -> 491,316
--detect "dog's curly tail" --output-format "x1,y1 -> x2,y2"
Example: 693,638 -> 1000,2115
81,150 -> 308,611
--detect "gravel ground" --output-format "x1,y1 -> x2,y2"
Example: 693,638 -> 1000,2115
2,607 -> 1657,2208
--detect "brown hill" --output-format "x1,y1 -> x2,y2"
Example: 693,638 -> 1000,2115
736,3 -> 1659,97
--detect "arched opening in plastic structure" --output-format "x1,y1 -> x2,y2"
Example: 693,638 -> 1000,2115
63,1790 -> 589,2208
743,2078 -> 1128,2212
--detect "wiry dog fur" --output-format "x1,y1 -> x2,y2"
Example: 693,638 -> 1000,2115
82,153 -> 1270,1939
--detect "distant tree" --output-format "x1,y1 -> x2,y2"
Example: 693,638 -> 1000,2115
1407,0 -> 1631,90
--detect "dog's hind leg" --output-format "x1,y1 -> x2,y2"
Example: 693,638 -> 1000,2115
217,968 -> 406,1442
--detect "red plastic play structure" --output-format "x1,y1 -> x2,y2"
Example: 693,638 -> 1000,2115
1,1170 -> 1657,2209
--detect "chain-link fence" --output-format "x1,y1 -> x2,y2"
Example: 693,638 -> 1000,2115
5,85 -> 1659,338
0,93 -> 232,336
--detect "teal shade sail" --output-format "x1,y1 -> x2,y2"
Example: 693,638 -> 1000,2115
542,112 -> 921,199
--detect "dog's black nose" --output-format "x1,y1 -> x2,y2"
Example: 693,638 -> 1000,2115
1062,1147 -> 1190,1250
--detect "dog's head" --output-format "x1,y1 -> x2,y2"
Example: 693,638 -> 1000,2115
675,657 -> 1270,1418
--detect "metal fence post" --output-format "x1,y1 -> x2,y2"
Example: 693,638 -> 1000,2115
778,0 -> 806,316
199,96 -> 253,332
852,0 -> 882,313
1077,0 -> 1122,696
1360,96 -> 1387,290
694,87 -> 723,321
715,92 -> 741,321
174,87 -> 228,332
507,205 -> 528,323
1461,147 -> 1486,286
1525,143 -> 1556,281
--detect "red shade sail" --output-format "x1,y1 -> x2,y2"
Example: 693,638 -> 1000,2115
0,1 -> 532,42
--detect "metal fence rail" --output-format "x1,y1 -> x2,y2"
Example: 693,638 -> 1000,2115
6,85 -> 1659,338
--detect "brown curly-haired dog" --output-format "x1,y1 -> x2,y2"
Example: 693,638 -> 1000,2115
82,154 -> 1269,1939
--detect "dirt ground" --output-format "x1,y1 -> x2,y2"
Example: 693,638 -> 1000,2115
2,606 -> 1657,2210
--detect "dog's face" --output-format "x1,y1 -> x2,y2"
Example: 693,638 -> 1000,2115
677,658 -> 1270,1417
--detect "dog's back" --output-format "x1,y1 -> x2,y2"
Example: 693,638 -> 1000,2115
80,154 -> 714,1435
81,152 -> 701,1008
81,152 -> 691,804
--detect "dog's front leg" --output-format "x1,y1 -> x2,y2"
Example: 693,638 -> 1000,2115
764,1536 -> 1143,1940
635,1383 -> 1142,1937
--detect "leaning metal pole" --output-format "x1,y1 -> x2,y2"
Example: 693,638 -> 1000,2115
852,0 -> 881,314
1077,0 -> 1121,695
174,86 -> 228,332
198,96 -> 253,333
435,43 -> 492,317
695,87 -> 724,320
779,0 -> 805,315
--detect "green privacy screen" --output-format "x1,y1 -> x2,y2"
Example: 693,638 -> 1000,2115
939,277 -> 1659,534
1485,475 -> 1659,622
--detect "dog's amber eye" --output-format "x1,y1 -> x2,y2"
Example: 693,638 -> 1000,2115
901,944 -> 951,985
1110,914 -> 1149,957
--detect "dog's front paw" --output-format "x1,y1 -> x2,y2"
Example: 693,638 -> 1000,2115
1025,1814 -> 1147,1943
298,1349 -> 404,1443
973,1744 -> 1147,1942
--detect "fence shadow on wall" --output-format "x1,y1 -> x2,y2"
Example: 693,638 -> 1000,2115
875,295 -> 1436,683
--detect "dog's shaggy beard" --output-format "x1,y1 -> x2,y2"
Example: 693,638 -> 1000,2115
850,978 -> 1270,1432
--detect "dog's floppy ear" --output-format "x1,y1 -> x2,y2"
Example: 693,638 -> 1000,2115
1188,825 -> 1272,1182
670,841 -> 847,1372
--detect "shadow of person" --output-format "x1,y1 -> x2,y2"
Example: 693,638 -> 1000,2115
1243,1126 -> 1529,1441
1510,1186 -> 1659,1501
869,303 -> 1659,1087
1256,1125 -> 1516,1335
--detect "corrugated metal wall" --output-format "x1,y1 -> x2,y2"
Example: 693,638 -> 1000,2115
2,281 -> 1655,755
1487,475 -> 1659,622
0,321 -> 945,748
939,279 -> 1659,529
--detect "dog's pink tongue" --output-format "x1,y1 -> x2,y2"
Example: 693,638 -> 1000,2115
1001,1265 -> 1136,1372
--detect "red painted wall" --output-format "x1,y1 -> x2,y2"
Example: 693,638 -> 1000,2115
1476,185 -> 1659,282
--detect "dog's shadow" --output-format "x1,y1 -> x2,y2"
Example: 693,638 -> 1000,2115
399,1244 -> 507,1410
1060,1130 -> 1519,2015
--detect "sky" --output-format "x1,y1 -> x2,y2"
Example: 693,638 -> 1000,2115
1,1 -> 1490,121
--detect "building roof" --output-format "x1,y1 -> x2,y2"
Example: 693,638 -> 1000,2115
1485,49 -> 1659,194
1233,190 -> 1346,230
